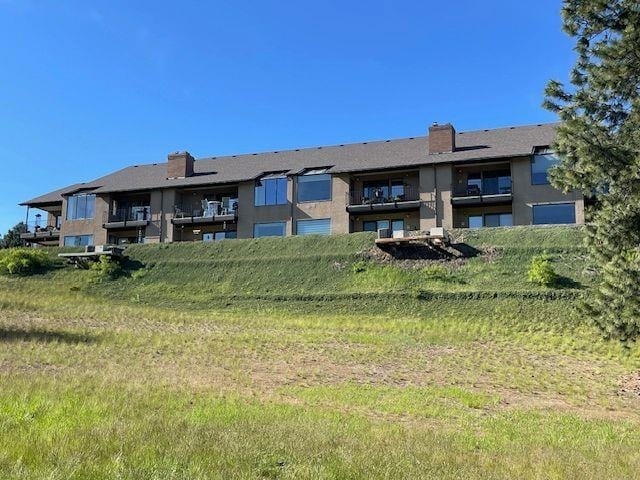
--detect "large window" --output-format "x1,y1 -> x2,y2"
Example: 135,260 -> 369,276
533,203 -> 575,225
531,151 -> 560,185
468,213 -> 512,228
297,169 -> 331,202
254,222 -> 286,238
255,173 -> 287,206
63,235 -> 93,247
66,194 -> 96,220
297,218 -> 331,236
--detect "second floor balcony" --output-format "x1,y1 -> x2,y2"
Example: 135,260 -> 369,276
346,184 -> 421,213
451,169 -> 513,206
20,220 -> 61,243
171,198 -> 238,225
103,207 -> 151,229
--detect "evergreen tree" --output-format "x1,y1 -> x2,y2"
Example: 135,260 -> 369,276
0,222 -> 28,249
544,0 -> 640,343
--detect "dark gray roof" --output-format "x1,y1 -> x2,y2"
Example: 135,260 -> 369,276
21,123 -> 557,206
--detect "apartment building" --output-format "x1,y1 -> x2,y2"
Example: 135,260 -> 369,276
19,122 -> 584,247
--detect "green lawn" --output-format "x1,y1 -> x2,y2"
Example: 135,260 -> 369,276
1,226 -> 639,479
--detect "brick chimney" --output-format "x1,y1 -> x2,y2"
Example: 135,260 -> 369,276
167,151 -> 194,179
428,123 -> 456,154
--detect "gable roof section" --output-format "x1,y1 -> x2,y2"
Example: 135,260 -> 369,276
21,123 -> 557,207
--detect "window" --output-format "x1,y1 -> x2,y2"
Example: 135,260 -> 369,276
255,173 -> 287,206
531,150 -> 560,185
482,170 -> 512,195
468,215 -> 483,229
485,213 -> 513,227
297,218 -> 331,236
533,203 -> 575,225
297,169 -> 331,202
215,231 -> 237,241
363,219 -> 404,234
254,222 -> 286,238
362,179 -> 406,202
66,194 -> 96,220
468,213 -> 512,228
63,235 -> 93,247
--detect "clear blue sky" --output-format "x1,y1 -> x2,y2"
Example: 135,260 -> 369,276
0,0 -> 573,234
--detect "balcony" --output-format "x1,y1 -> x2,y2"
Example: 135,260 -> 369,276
20,221 -> 60,243
171,199 -> 238,225
450,184 -> 513,206
103,207 -> 151,229
346,185 -> 421,213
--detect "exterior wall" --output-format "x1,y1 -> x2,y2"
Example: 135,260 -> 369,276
58,194 -> 109,246
292,173 -> 349,235
49,156 -> 585,246
237,179 -> 292,238
511,157 -> 584,225
418,164 -> 452,231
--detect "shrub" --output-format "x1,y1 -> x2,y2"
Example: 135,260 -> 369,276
527,254 -> 557,287
90,256 -> 123,283
0,248 -> 50,275
351,260 -> 369,273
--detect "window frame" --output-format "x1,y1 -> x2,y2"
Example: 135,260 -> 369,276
297,169 -> 332,203
531,149 -> 560,185
63,234 -> 94,247
253,221 -> 286,238
296,218 -> 331,236
65,193 -> 96,221
468,212 -> 512,228
532,202 -> 576,225
254,173 -> 288,207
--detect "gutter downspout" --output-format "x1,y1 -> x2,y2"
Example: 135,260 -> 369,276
159,189 -> 164,242
433,165 -> 440,228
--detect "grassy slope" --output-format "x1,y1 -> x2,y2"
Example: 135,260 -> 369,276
1,226 -> 640,479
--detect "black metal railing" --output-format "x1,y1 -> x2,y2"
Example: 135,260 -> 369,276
103,207 -> 151,224
347,185 -> 419,206
451,183 -> 512,198
173,200 -> 238,219
22,220 -> 60,234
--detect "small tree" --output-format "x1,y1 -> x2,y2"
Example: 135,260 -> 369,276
527,254 -> 558,287
0,223 -> 27,249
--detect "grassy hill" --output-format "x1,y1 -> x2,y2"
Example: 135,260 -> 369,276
2,226 -> 640,479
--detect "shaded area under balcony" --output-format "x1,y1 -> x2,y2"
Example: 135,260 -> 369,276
103,207 -> 150,229
346,185 -> 421,213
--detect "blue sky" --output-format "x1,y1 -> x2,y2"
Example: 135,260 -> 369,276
0,0 -> 574,234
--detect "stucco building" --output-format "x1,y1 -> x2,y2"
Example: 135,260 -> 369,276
20,122 -> 584,246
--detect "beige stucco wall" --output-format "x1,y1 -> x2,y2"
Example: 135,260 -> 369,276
292,173 -> 349,235
58,194 -> 109,246
511,157 -> 584,225
418,164 -> 452,230
236,179 -> 292,238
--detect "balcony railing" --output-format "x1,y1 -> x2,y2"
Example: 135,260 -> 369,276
172,200 -> 238,225
20,221 -> 60,241
347,185 -> 419,206
450,182 -> 513,206
103,207 -> 151,227
452,184 -> 512,197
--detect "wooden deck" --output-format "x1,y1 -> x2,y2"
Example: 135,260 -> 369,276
58,247 -> 124,267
